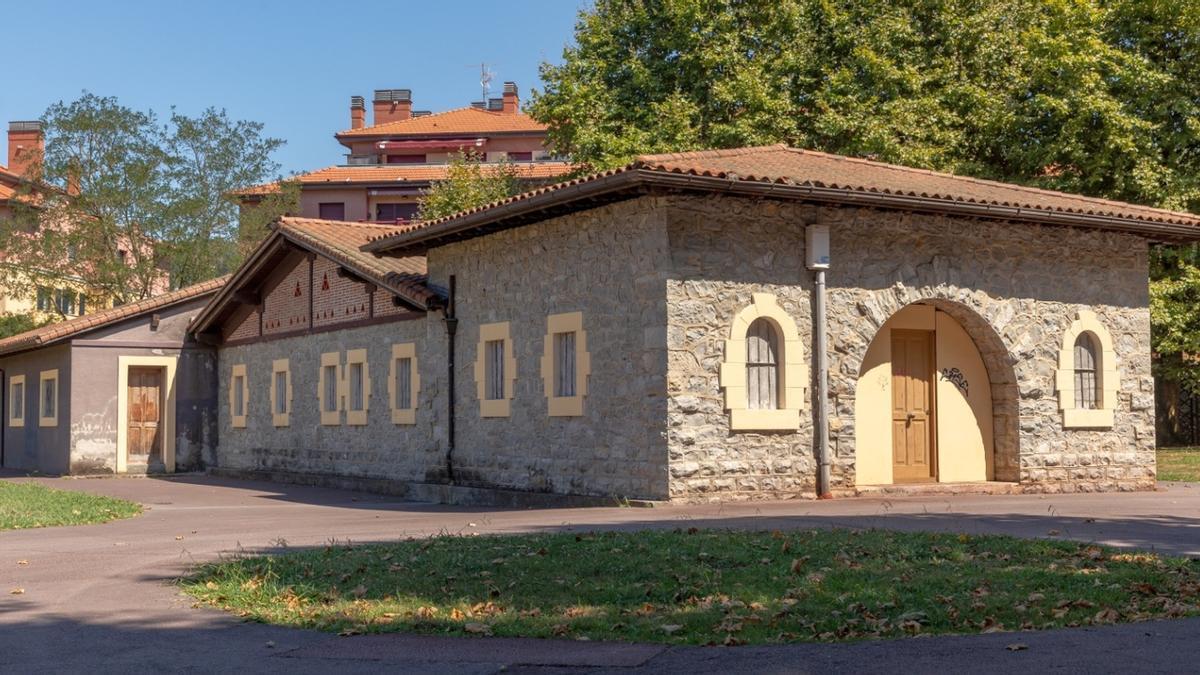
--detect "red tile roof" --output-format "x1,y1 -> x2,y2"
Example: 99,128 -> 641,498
234,162 -> 574,197
337,107 -> 547,138
365,145 -> 1200,252
0,276 -> 229,356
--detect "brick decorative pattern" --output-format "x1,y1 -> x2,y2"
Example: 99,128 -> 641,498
312,257 -> 370,328
227,307 -> 261,341
263,258 -> 310,335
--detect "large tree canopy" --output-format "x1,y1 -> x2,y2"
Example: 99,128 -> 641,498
531,0 -> 1200,390
2,93 -> 284,308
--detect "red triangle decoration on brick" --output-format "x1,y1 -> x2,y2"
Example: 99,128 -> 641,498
294,282 -> 302,297
321,273 -> 330,291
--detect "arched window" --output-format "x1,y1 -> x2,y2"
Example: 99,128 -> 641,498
746,318 -> 780,409
1073,333 -> 1099,410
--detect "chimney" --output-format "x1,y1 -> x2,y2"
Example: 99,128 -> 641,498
373,89 -> 412,125
350,96 -> 365,130
7,121 -> 43,177
501,82 -> 519,115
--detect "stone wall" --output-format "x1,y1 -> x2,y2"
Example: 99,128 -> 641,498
216,317 -> 443,482
663,194 -> 1155,499
425,196 -> 673,500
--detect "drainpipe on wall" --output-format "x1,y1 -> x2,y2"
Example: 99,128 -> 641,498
0,368 -> 5,468
807,225 -> 833,499
443,276 -> 458,484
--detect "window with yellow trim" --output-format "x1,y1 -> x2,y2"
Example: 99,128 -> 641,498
318,352 -> 342,426
229,364 -> 249,428
1055,310 -> 1118,429
719,293 -> 807,431
8,375 -> 25,428
345,348 -> 370,426
38,369 -> 59,427
270,359 -> 292,428
540,312 -> 591,417
474,322 -> 516,418
388,343 -> 419,425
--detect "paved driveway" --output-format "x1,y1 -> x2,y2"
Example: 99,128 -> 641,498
1,475 -> 1199,674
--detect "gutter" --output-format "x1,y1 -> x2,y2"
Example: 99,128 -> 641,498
443,276 -> 458,483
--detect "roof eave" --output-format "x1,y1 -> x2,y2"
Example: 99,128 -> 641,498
275,229 -> 433,312
368,169 -> 1200,254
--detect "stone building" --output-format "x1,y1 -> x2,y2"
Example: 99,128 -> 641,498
183,145 -> 1200,502
0,278 -> 225,474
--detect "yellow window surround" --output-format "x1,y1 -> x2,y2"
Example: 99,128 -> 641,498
8,374 -> 25,428
270,358 -> 293,428
318,351 -> 342,426
719,293 -> 807,431
474,321 -> 517,418
229,364 -> 249,428
1054,309 -> 1119,429
539,312 -> 591,417
38,369 -> 59,428
388,343 -> 420,425
345,348 -> 371,426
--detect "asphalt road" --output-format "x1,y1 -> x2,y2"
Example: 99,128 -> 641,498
1,474 -> 1198,674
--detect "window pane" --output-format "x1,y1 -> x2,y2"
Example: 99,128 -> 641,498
485,340 -> 505,400
233,375 -> 244,415
746,319 -> 780,409
1073,333 -> 1099,410
318,202 -> 346,220
397,357 -> 412,410
554,332 -> 576,397
324,365 -> 338,412
349,362 -> 364,411
43,379 -> 55,418
11,383 -> 23,419
274,371 -> 287,414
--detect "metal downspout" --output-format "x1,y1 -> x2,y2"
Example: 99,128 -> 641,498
815,269 -> 832,498
443,276 -> 458,483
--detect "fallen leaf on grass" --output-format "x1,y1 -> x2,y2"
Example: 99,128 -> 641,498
660,624 -> 683,635
1094,608 -> 1119,624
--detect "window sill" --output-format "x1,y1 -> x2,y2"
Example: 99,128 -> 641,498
231,416 -> 247,429
392,408 -> 416,425
320,411 -> 341,426
480,399 -> 511,418
1063,407 -> 1114,429
548,396 -> 584,417
346,410 -> 368,426
272,413 -> 290,428
729,408 -> 800,432
38,417 -> 57,428
9,419 -> 23,428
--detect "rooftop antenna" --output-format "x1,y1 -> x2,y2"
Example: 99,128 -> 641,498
467,62 -> 495,101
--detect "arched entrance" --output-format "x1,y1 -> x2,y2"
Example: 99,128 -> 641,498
853,301 -> 1018,485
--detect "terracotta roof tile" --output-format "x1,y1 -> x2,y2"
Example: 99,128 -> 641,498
337,107 -> 547,138
0,276 -> 229,356
235,162 -> 574,196
365,144 -> 1200,251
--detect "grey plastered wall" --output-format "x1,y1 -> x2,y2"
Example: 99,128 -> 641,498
426,196 -> 672,500
216,317 -> 442,481
67,296 -> 217,474
0,344 -> 71,474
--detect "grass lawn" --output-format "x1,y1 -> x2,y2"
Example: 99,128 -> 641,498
0,481 -> 141,530
1158,447 -> 1200,482
183,529 -> 1200,645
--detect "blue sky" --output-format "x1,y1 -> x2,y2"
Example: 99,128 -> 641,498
1,0 -> 584,176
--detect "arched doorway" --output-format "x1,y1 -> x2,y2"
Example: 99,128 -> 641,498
853,302 -> 1018,485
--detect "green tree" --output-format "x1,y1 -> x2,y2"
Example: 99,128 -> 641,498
235,179 -> 302,257
418,151 -> 522,220
532,0 -> 1200,389
2,92 -> 284,307
0,312 -> 52,340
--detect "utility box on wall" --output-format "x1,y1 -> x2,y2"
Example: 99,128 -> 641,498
806,224 -> 830,269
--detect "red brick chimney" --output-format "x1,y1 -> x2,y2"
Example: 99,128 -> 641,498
373,89 -> 412,126
7,121 -> 43,177
350,96 -> 366,130
502,82 -> 519,115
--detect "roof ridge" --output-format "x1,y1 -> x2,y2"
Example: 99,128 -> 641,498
281,217 -> 403,230
782,147 -> 1194,218
637,144 -> 787,164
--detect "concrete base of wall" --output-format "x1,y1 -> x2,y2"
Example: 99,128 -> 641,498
207,467 -> 660,509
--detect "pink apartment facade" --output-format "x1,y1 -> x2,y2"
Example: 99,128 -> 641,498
238,82 -> 572,223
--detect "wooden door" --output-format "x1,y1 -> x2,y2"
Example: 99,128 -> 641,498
127,367 -> 163,463
891,329 -> 936,482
